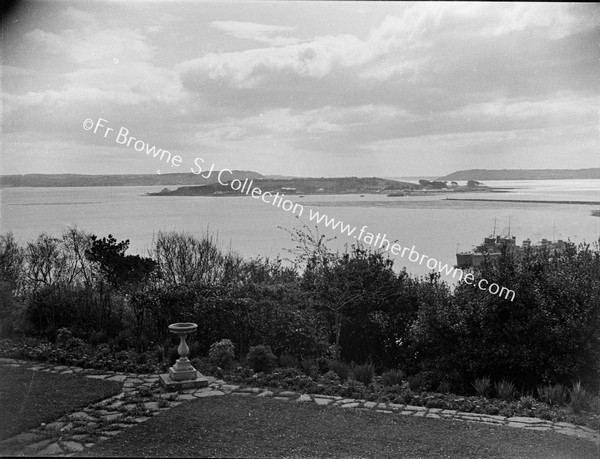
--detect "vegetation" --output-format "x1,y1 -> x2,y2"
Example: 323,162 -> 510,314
1,226 -> 599,425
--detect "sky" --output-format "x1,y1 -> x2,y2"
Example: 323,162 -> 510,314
1,1 -> 599,177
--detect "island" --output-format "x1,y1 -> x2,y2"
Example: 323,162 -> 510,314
147,177 -> 499,197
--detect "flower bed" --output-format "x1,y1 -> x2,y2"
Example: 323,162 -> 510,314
1,337 -> 598,430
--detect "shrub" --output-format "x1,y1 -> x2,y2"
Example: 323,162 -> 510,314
382,369 -> 404,387
472,376 -> 491,397
299,358 -> 319,378
437,381 -> 451,394
494,379 -> 515,401
327,359 -> 350,382
518,395 -> 537,410
406,372 -> 436,392
279,353 -> 299,369
209,339 -> 236,369
352,364 -> 374,385
341,379 -> 366,398
568,381 -> 590,413
537,384 -> 567,406
246,345 -> 277,373
319,370 -> 341,387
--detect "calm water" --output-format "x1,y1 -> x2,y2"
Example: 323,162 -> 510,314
1,179 -> 598,281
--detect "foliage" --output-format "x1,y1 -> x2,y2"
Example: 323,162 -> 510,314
494,379 -> 515,401
352,364 -> 374,386
411,242 -> 600,391
537,384 -> 568,406
381,369 -> 404,387
569,381 -> 591,413
246,345 -> 277,373
85,234 -> 156,288
209,339 -> 236,369
327,359 -> 350,382
472,377 -> 491,397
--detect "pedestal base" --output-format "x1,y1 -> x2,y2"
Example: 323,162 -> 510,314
159,372 -> 209,391
169,366 -> 198,381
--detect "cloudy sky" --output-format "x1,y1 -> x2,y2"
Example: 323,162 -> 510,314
2,1 -> 599,177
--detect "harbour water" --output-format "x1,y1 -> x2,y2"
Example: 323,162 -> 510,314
1,179 -> 598,281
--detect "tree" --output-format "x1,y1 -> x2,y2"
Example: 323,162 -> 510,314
85,234 -> 156,288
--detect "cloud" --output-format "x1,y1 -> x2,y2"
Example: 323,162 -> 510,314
211,20 -> 298,46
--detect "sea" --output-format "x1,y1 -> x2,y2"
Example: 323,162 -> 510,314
1,179 -> 599,283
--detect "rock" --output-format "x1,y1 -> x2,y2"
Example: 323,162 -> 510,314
44,422 -> 66,431
279,391 -> 297,397
70,412 -> 97,422
296,394 -> 312,403
37,442 -> 63,456
257,390 -> 273,397
341,402 -> 359,409
313,398 -> 332,406
85,374 -> 108,380
363,401 -> 377,409
143,401 -> 160,410
106,375 -> 128,382
62,441 -> 85,452
220,385 -> 240,393
507,416 -> 541,424
195,390 -> 224,398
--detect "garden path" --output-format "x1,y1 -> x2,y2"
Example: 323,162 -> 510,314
0,358 -> 597,456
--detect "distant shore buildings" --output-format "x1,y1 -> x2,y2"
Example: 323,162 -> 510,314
456,234 -> 567,268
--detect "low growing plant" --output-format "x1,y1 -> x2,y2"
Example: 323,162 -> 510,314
568,381 -> 590,413
246,345 -> 277,373
494,378 -> 515,401
209,339 -> 236,369
327,359 -> 350,382
537,384 -> 567,406
352,364 -> 374,386
381,369 -> 404,387
472,376 -> 491,397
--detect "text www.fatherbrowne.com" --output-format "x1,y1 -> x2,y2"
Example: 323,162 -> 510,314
307,208 -> 516,302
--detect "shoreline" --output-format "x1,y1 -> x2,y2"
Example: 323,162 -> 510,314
446,198 -> 600,206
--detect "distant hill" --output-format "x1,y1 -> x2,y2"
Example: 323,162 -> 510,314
440,168 -> 600,181
149,176 -> 419,196
0,172 -> 264,187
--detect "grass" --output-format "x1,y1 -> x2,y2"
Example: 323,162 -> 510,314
0,366 -> 121,441
82,395 -> 598,458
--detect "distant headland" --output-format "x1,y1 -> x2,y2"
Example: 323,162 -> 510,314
439,168 -> 600,181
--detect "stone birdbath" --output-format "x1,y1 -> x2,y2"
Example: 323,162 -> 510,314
160,322 -> 208,390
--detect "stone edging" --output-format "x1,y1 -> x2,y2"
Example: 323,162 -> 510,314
0,358 -> 598,456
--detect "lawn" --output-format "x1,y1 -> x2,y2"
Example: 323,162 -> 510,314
0,366 -> 122,441
83,395 -> 598,458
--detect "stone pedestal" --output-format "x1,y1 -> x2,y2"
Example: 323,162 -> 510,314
159,322 -> 209,391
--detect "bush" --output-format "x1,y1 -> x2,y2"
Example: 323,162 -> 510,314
494,379 -> 515,401
279,353 -> 299,369
381,369 -> 404,387
568,382 -> 590,412
319,370 -> 341,387
327,359 -> 350,382
518,395 -> 537,410
472,376 -> 491,397
209,339 -> 236,369
246,345 -> 277,373
537,384 -> 567,406
352,364 -> 374,385
299,358 -> 319,377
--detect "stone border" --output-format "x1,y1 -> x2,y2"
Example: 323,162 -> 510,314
0,358 -> 598,456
